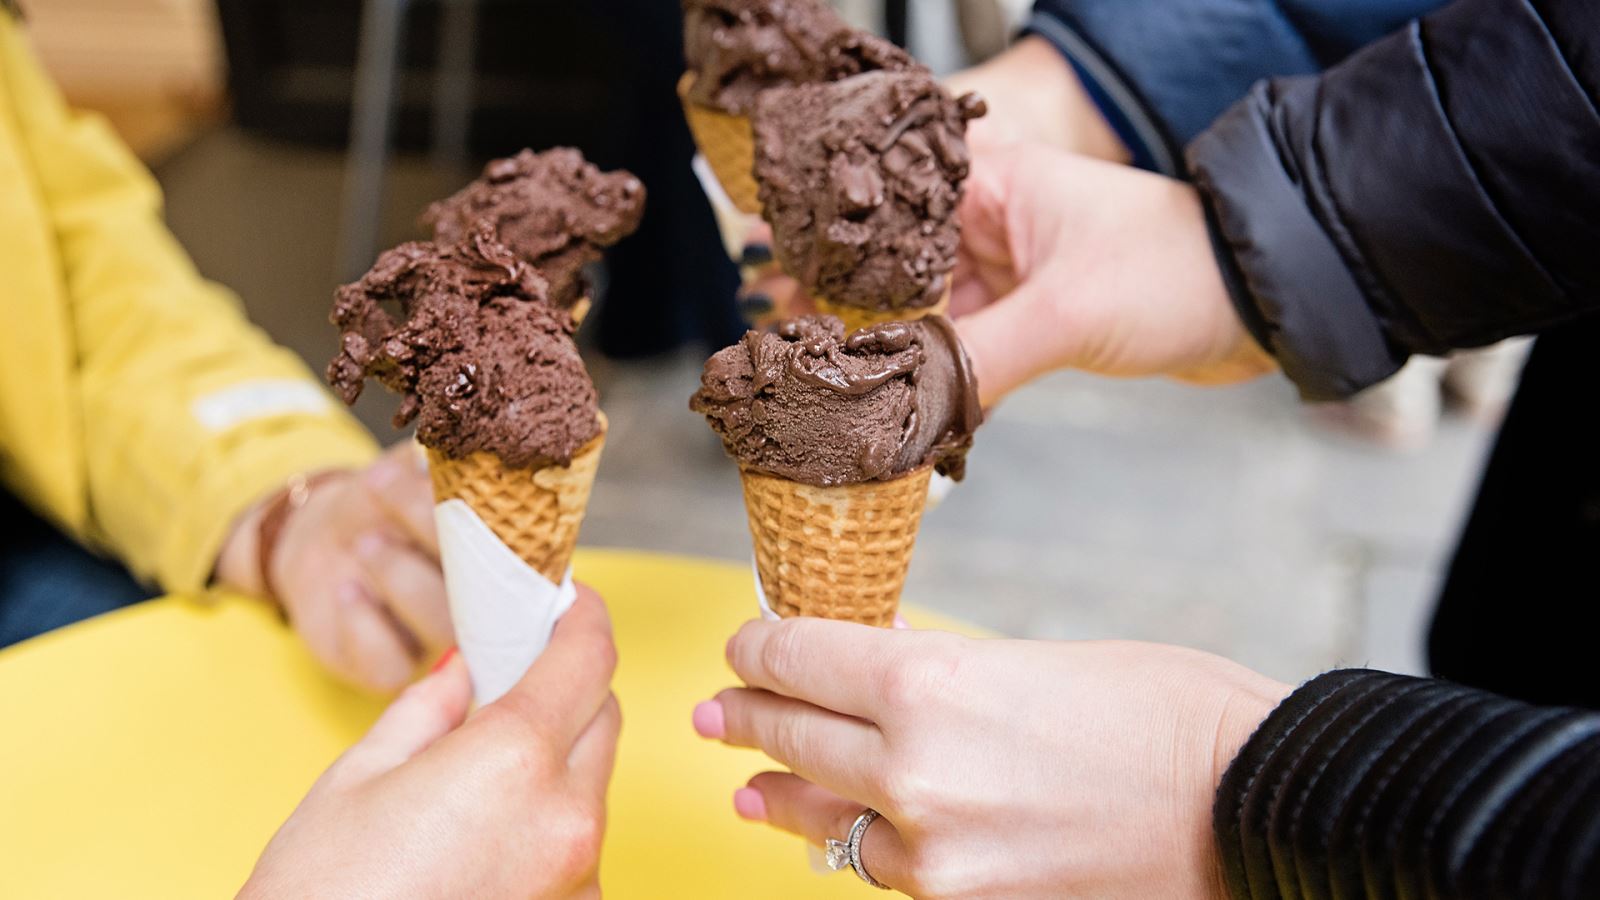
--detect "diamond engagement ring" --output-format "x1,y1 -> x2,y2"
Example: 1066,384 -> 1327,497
824,809 -> 889,890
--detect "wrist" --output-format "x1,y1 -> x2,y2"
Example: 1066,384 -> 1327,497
947,36 -> 1127,162
215,496 -> 271,598
213,470 -> 345,601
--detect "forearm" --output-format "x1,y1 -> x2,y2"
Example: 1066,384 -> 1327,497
3,19 -> 377,592
943,35 -> 1127,162
1216,670 -> 1600,899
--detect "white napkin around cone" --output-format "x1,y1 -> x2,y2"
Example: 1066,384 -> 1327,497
434,498 -> 577,706
691,153 -> 764,260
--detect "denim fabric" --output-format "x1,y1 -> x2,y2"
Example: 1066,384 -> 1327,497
0,491 -> 153,649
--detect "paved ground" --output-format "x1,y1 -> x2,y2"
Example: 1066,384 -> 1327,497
156,129 -> 1498,685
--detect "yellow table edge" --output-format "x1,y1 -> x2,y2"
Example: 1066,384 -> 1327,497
0,548 -> 982,899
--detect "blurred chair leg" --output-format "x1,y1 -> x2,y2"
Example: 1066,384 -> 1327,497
338,0 -> 411,282
432,0 -> 479,168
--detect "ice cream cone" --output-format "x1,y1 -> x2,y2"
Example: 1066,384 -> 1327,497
427,414 -> 607,583
678,73 -> 761,215
813,285 -> 950,334
740,465 -> 932,627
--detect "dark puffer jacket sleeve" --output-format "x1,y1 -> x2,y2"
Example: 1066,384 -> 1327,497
1216,670 -> 1600,899
1188,0 -> 1600,401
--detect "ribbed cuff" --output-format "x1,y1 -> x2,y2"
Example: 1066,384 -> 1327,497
1215,669 -> 1600,900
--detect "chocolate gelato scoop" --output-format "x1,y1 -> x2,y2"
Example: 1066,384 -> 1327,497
691,314 -> 981,486
328,223 -> 601,469
753,71 -> 985,313
681,0 -> 915,115
423,148 -> 645,311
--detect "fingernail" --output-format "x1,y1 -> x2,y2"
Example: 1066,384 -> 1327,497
738,292 -> 775,318
739,243 -> 773,267
733,787 -> 767,821
429,646 -> 458,675
692,700 -> 726,740
893,614 -> 910,630
355,534 -> 385,560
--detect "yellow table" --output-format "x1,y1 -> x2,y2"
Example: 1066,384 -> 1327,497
0,550 -> 968,898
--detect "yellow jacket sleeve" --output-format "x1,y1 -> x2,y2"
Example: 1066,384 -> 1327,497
0,13 -> 377,594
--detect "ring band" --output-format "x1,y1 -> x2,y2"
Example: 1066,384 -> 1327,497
825,809 -> 889,890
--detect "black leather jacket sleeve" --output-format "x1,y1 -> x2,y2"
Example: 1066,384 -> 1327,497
1216,670 -> 1600,899
1187,0 -> 1600,401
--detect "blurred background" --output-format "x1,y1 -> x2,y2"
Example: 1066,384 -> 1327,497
26,0 -> 1516,683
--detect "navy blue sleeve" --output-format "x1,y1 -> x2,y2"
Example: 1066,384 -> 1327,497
1026,0 -> 1443,173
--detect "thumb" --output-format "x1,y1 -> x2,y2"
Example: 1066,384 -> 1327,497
953,273 -> 1069,408
342,650 -> 472,777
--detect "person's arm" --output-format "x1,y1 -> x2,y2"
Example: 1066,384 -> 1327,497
1217,670 -> 1600,899
1023,0 -> 1444,174
0,12 -> 376,592
1187,0 -> 1600,400
941,34 -> 1128,163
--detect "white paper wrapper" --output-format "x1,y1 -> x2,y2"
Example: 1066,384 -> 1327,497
435,498 -> 577,706
752,559 -> 782,622
692,153 -> 764,260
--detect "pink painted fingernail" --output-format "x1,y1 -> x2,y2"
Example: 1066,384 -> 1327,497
692,700 -> 726,740
733,787 -> 767,821
893,614 -> 910,630
429,647 -> 458,674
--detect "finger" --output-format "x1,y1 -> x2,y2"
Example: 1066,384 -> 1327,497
355,534 -> 453,651
364,444 -> 439,558
490,585 -> 617,749
745,771 -> 913,893
343,650 -> 471,776
740,270 -> 807,322
336,581 -> 423,693
710,688 -> 886,806
568,693 -> 623,803
953,275 -> 1063,408
725,617 -> 907,720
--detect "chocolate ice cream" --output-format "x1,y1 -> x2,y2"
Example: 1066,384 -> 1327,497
691,314 -> 981,486
328,222 -> 601,469
423,148 -> 644,311
753,70 -> 986,313
681,0 -> 915,115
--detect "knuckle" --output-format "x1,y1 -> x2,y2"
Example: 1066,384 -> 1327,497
758,621 -> 806,687
473,705 -> 558,777
904,844 -> 972,899
588,633 -> 619,681
879,642 -> 959,714
770,703 -> 810,763
550,806 -> 605,883
879,762 -> 942,822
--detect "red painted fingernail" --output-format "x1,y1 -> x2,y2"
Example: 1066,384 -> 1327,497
733,787 -> 768,821
692,700 -> 726,740
429,647 -> 458,674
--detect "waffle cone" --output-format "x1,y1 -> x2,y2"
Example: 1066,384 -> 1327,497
678,73 -> 761,215
426,415 -> 607,583
814,287 -> 950,334
741,466 -> 932,627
